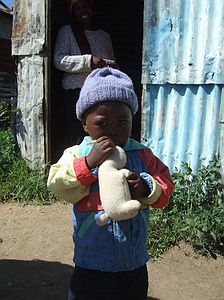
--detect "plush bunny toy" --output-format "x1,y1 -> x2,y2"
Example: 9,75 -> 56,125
96,146 -> 141,226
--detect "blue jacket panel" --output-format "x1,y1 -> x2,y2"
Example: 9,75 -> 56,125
72,207 -> 149,272
72,143 -> 151,272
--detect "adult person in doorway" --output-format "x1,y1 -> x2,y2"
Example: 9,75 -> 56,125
54,0 -> 118,148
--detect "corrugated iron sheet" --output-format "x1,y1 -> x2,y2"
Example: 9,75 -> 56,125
11,0 -> 45,55
16,55 -> 45,169
141,84 -> 223,173
142,0 -> 224,84
141,0 -> 224,173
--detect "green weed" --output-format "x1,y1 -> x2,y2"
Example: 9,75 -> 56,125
148,161 -> 224,259
0,129 -> 56,204
0,129 -> 16,173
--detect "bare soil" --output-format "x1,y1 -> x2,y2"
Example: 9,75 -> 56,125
0,202 -> 224,300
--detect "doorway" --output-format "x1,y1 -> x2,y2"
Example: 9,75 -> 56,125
50,0 -> 144,163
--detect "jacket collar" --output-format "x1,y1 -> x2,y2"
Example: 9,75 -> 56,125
78,136 -> 146,157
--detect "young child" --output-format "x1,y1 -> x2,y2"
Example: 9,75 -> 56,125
47,67 -> 175,300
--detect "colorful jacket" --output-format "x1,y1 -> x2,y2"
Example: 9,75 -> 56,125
47,137 -> 174,272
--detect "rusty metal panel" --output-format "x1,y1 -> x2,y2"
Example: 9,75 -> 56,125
11,0 -> 45,55
142,0 -> 224,84
141,84 -> 223,173
16,55 -> 45,169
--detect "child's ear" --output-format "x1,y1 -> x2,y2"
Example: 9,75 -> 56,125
81,120 -> 89,134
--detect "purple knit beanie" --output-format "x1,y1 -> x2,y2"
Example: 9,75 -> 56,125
76,67 -> 138,120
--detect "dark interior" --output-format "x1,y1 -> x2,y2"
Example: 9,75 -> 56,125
49,0 -> 144,163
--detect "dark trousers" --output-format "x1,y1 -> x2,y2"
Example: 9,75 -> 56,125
67,265 -> 148,300
63,89 -> 85,148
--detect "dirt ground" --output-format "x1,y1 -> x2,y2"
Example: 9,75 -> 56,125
0,202 -> 224,300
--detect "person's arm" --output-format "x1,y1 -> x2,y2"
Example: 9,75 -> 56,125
103,31 -> 116,60
136,149 -> 175,208
47,146 -> 97,203
89,30 -> 119,69
53,26 -> 92,73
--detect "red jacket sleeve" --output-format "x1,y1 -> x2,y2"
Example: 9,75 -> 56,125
73,156 -> 97,186
139,149 -> 175,208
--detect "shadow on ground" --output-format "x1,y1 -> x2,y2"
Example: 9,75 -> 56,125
0,259 -> 73,300
0,259 -> 159,300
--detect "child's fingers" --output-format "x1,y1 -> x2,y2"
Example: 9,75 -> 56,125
127,172 -> 139,180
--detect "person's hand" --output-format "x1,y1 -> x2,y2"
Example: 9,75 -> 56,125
126,172 -> 150,198
105,60 -> 119,69
91,56 -> 119,69
91,55 -> 107,69
86,136 -> 116,168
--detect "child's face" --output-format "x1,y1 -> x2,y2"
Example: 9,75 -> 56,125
82,102 -> 132,146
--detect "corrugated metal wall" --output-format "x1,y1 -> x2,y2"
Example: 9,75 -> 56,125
11,0 -> 46,169
11,0 -> 224,172
142,0 -> 224,173
142,0 -> 224,85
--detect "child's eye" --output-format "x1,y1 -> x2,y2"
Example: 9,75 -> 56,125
97,121 -> 107,127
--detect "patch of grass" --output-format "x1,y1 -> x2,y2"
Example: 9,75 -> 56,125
0,129 -> 56,204
0,128 -> 16,173
148,161 -> 224,259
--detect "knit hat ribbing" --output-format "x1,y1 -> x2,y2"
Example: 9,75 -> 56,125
76,67 -> 138,120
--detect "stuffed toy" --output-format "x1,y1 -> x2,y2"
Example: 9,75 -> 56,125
96,146 -> 141,226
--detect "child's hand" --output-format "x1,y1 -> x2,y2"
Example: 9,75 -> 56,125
86,136 -> 116,168
127,172 -> 150,198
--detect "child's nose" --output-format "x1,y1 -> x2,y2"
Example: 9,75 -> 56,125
107,126 -> 118,139
108,133 -> 117,140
